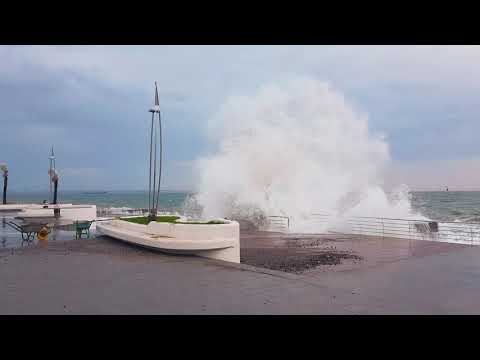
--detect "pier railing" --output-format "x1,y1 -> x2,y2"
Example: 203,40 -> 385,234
266,213 -> 480,245
97,207 -> 146,217
264,215 -> 290,232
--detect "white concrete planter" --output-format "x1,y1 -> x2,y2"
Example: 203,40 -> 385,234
1,204 -> 97,221
0,204 -> 37,211
96,217 -> 240,263
22,205 -> 97,221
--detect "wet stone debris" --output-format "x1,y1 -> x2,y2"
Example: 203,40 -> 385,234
240,247 -> 362,274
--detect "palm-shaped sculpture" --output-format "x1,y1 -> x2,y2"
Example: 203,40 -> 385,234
1,164 -> 8,205
147,82 -> 163,221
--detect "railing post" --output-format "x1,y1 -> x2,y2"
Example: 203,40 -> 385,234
382,218 -> 384,240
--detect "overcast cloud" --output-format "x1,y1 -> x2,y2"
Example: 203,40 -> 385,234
1,45 -> 479,191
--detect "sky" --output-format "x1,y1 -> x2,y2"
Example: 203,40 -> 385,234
1,45 -> 480,192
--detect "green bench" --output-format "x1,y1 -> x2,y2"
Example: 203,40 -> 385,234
74,220 -> 94,239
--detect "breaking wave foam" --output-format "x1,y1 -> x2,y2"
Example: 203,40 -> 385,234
193,78 -> 425,231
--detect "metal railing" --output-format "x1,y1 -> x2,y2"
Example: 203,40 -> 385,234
97,207 -> 148,217
262,215 -> 290,232
266,213 -> 480,245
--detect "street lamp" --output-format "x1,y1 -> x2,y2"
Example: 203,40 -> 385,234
48,148 -> 60,217
49,146 -> 56,202
1,164 -> 8,205
147,82 -> 163,222
49,168 -> 59,205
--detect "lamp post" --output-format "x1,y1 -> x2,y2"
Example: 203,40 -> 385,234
147,82 -> 163,222
49,168 -> 60,218
49,147 -> 56,201
1,164 -> 8,205
48,147 -> 60,217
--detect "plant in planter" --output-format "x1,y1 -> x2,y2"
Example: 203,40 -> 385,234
120,215 -> 180,225
120,215 -> 228,226
175,219 -> 228,225
1,164 -> 8,205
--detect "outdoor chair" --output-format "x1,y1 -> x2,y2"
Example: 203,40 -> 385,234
75,220 -> 93,239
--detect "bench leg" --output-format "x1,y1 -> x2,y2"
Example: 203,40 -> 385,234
21,232 -> 35,242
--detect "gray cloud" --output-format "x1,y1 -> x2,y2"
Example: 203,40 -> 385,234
1,45 -> 480,191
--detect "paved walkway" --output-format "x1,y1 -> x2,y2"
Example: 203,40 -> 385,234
1,237 -> 480,314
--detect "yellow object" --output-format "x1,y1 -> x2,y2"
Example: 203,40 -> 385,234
37,226 -> 49,241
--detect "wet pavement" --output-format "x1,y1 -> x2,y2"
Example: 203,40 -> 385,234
240,230 -> 470,274
1,220 -> 479,314
1,234 -> 479,314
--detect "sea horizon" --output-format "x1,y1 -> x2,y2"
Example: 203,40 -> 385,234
8,188 -> 480,193
3,189 -> 480,224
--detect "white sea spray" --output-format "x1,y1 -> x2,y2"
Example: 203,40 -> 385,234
193,77 -> 424,231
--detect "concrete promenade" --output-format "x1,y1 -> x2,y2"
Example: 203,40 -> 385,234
1,236 -> 480,314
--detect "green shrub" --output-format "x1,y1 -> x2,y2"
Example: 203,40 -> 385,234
120,216 -> 227,225
175,220 -> 227,225
120,216 -> 180,225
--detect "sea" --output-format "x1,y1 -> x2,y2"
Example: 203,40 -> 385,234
5,190 -> 191,215
410,191 -> 480,223
2,190 -> 480,249
4,190 -> 480,223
